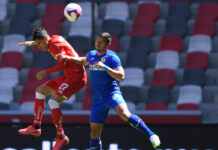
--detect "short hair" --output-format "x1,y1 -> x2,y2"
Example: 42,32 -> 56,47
32,26 -> 48,41
98,32 -> 112,44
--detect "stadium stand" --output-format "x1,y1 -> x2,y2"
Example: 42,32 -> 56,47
0,51 -> 23,70
165,16 -> 187,37
159,35 -> 183,53
2,34 -> 26,53
183,68 -> 205,86
104,1 -> 128,21
0,0 -> 8,21
146,86 -> 170,110
1,0 -> 218,124
168,2 -> 190,20
136,2 -> 159,22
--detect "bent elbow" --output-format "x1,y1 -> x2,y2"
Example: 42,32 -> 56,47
119,75 -> 125,82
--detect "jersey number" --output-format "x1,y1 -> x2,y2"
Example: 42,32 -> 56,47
58,83 -> 69,94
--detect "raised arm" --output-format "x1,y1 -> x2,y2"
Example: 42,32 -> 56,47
18,41 -> 36,46
60,55 -> 89,66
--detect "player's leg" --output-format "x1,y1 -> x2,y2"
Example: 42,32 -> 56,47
33,85 -> 55,128
115,103 -> 155,136
49,94 -> 66,139
112,93 -> 161,148
89,100 -> 110,150
51,79 -> 86,150
90,123 -> 104,150
48,94 -> 69,150
18,84 -> 55,137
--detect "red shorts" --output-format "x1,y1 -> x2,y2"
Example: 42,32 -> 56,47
44,76 -> 86,99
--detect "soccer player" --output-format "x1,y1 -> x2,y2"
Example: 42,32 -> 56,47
61,32 -> 161,149
18,27 -> 87,150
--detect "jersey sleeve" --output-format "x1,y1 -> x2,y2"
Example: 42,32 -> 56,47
110,54 -> 122,69
86,52 -> 91,63
45,60 -> 67,74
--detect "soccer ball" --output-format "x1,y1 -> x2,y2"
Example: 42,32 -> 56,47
64,3 -> 82,22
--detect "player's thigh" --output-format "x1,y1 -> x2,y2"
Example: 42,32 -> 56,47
110,93 -> 130,121
56,79 -> 86,100
36,85 -> 55,96
90,101 -> 110,124
40,76 -> 65,96
90,123 -> 104,138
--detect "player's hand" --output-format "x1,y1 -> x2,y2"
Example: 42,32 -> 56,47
36,71 -> 46,80
94,61 -> 105,69
18,41 -> 35,46
60,55 -> 70,64
60,55 -> 70,60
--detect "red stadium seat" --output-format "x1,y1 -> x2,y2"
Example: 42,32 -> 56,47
198,2 -> 218,21
130,17 -> 154,37
25,68 -> 49,88
44,2 -> 66,22
82,82 -> 92,110
151,69 -> 175,88
177,103 -> 199,110
0,51 -> 23,70
146,102 -> 168,110
108,35 -> 119,53
192,16 -> 216,38
137,3 -> 159,22
20,68 -> 49,104
16,0 -> 39,4
159,35 -> 182,53
40,16 -> 62,35
20,86 -> 36,104
185,51 -> 208,70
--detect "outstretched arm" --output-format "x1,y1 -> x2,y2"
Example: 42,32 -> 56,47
44,61 -> 67,74
18,41 -> 36,46
36,61 -> 67,80
60,55 -> 89,66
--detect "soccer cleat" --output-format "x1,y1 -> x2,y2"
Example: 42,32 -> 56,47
53,135 -> 69,150
149,134 -> 161,149
18,125 -> 41,137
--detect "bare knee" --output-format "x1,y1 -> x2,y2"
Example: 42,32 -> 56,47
119,110 -> 131,121
51,94 -> 66,104
116,104 -> 131,121
36,85 -> 55,96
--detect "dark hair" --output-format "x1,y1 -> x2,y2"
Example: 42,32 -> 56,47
98,32 -> 112,44
32,26 -> 48,41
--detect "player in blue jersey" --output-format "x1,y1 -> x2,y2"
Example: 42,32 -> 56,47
61,32 -> 161,149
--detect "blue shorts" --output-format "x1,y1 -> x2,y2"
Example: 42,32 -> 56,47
90,92 -> 125,124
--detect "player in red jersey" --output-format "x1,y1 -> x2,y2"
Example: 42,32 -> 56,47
18,27 -> 87,150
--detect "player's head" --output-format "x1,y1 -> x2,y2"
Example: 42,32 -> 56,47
32,27 -> 50,51
95,32 -> 111,51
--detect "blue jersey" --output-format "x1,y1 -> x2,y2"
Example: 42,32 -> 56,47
86,50 -> 122,99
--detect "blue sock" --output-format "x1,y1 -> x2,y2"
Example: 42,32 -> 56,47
128,114 -> 154,137
90,137 -> 102,150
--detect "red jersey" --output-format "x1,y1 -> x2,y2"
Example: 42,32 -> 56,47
45,35 -> 87,82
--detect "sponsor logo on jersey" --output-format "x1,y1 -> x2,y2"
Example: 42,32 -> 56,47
89,64 -> 106,71
58,83 -> 69,94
